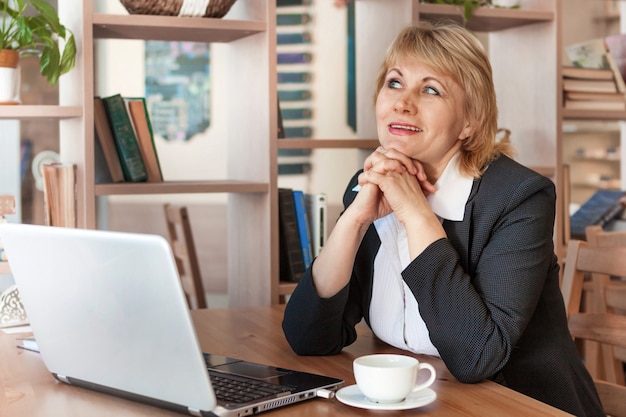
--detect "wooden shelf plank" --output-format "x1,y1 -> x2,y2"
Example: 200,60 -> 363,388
279,282 -> 297,295
95,180 -> 269,196
93,14 -> 265,43
277,139 -> 379,149
563,108 -> 626,120
530,167 -> 555,178
418,4 -> 554,32
0,105 -> 82,120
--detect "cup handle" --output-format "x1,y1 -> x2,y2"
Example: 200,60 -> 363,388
412,362 -> 436,392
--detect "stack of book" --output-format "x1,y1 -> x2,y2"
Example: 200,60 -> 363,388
563,35 -> 626,111
94,94 -> 163,184
278,188 -> 327,282
42,162 -> 77,228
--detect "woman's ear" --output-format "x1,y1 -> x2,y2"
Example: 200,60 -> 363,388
458,120 -> 474,141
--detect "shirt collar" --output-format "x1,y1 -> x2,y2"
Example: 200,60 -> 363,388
427,152 -> 473,222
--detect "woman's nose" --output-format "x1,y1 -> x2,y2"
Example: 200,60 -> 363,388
393,93 -> 417,114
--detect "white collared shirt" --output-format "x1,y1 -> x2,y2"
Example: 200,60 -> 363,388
369,153 -> 473,356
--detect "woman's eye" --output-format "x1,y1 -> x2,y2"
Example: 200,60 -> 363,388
425,86 -> 440,96
387,79 -> 401,89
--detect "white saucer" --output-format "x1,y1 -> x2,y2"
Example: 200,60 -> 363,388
335,385 -> 437,411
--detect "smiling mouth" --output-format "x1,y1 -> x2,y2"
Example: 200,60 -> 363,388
390,123 -> 422,132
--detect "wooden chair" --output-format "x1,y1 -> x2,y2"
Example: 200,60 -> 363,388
561,237 -> 626,385
568,312 -> 626,417
585,226 -> 626,380
163,204 -> 207,309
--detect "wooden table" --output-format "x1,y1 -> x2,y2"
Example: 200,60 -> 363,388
0,305 -> 573,416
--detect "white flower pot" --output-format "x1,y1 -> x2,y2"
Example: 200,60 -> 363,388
491,0 -> 520,7
0,49 -> 20,105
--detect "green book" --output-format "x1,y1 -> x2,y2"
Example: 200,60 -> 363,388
101,94 -> 148,182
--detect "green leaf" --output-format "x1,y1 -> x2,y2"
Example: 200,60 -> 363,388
0,0 -> 76,85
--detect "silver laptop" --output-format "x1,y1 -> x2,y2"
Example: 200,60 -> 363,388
0,223 -> 342,416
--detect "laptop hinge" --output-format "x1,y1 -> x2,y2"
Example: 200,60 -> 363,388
188,408 -> 202,417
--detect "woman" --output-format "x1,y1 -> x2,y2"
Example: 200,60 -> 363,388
282,21 -> 604,416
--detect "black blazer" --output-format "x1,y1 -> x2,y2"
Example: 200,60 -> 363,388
283,155 -> 604,417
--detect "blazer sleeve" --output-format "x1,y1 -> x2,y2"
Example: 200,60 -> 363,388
402,172 -> 557,383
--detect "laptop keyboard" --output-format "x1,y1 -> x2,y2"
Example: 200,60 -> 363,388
207,370 -> 293,404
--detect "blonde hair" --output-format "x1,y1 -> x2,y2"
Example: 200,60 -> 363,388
374,20 -> 514,178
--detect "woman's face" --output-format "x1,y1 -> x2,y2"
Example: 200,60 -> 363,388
375,57 -> 472,179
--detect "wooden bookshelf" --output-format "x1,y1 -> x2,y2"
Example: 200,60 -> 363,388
6,0 -> 557,306
0,105 -> 82,120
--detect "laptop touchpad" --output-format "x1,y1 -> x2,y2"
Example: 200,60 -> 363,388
212,362 -> 290,380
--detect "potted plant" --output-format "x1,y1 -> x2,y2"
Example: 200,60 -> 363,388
0,0 -> 76,88
422,0 -> 520,23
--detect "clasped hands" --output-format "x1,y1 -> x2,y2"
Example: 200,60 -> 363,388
354,146 -> 437,226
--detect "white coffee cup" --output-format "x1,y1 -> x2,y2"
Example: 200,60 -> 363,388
0,66 -> 20,104
353,354 -> 436,404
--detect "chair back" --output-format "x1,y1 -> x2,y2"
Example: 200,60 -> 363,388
586,225 -> 626,369
561,235 -> 626,386
568,312 -> 626,417
163,204 -> 207,309
561,240 -> 626,317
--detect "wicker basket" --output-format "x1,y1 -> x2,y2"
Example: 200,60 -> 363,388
120,0 -> 237,18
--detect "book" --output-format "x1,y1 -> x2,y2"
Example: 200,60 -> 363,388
93,97 -> 124,183
304,193 -> 327,257
278,188 -> 305,282
276,13 -> 312,26
278,90 -> 312,102
101,94 -> 148,182
564,91 -> 626,101
566,37 -> 626,93
562,78 -> 618,94
277,32 -> 312,45
93,134 -> 113,184
277,0 -> 312,6
42,162 -> 76,228
277,53 -> 313,65
293,190 -> 313,269
278,163 -> 312,175
284,126 -> 313,138
281,108 -> 313,120
277,72 -> 312,83
570,190 -> 626,240
125,98 -> 163,182
562,66 -> 614,80
564,99 -> 626,110
604,33 -> 626,90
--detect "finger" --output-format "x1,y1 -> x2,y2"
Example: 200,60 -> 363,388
363,147 -> 389,172
380,148 -> 417,175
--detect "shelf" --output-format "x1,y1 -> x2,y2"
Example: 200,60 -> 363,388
279,282 -> 297,296
95,180 -> 269,196
93,14 -> 265,43
0,105 -> 82,120
574,157 -> 620,162
562,108 -> 626,121
418,4 -> 554,32
530,166 -> 556,178
277,139 -> 379,149
571,182 -> 621,190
